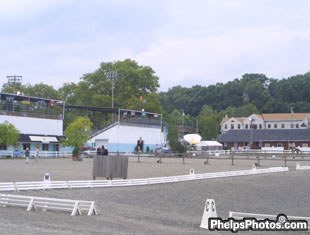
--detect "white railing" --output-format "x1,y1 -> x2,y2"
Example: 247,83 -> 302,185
0,193 -> 98,216
0,167 -> 288,192
0,150 -> 72,158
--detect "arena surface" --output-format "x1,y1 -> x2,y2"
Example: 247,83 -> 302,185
0,157 -> 309,235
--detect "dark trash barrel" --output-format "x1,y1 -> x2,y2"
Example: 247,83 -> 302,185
92,155 -> 128,180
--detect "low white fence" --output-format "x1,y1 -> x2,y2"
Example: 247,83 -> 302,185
0,167 -> 288,192
0,193 -> 98,216
0,150 -> 72,158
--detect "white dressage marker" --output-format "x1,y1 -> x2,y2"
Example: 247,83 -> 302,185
200,198 -> 217,230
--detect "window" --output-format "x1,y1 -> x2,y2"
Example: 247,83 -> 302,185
277,143 -> 283,147
23,144 -> 31,150
268,124 -> 271,128
224,124 -> 227,129
291,123 -> 294,128
302,143 -> 308,147
296,124 -> 299,128
274,124 -> 277,128
231,124 -> 234,129
245,124 -> 248,129
259,124 -> 262,129
0,145 -> 7,150
281,124 -> 285,128
42,144 -> 49,151
238,124 -> 241,129
264,143 -> 271,147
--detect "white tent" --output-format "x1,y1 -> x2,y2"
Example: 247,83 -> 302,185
195,141 -> 223,151
183,134 -> 202,145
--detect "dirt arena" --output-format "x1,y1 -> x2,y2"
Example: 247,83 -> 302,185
0,156 -> 309,235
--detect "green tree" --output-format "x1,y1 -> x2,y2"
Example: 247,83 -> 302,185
0,121 -> 20,148
165,110 -> 186,153
63,117 -> 93,156
198,106 -> 220,140
23,83 -> 60,99
78,59 -> 160,110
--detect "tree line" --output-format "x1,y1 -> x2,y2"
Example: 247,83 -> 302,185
1,59 -> 309,150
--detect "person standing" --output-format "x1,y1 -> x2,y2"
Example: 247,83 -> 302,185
137,137 -> 144,153
35,147 -> 40,163
25,147 -> 30,164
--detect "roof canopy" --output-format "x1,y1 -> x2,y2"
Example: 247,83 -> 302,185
196,141 -> 222,147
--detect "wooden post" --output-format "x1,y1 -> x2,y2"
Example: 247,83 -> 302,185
182,153 -> 185,164
231,152 -> 234,165
284,155 -> 287,167
204,151 -> 209,165
256,155 -> 260,167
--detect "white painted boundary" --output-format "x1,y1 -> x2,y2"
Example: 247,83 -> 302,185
0,193 -> 98,216
0,167 -> 288,192
296,162 -> 310,170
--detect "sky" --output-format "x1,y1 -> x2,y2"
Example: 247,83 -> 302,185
0,0 -> 309,91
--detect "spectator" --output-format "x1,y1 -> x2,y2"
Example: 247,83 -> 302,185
25,148 -> 30,164
96,146 -> 102,156
137,137 -> 144,153
101,145 -> 108,155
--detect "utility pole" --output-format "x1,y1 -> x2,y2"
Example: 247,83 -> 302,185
6,75 -> 23,94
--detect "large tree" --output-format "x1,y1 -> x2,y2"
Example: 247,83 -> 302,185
74,59 -> 160,111
0,121 -> 20,148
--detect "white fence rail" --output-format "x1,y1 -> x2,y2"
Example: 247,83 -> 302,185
0,167 -> 288,192
0,193 -> 98,216
0,150 -> 72,158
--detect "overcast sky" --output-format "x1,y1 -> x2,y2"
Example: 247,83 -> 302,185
1,0 -> 309,91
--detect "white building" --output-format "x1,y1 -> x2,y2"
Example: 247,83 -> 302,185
0,93 -> 64,154
88,110 -> 166,153
220,113 -> 310,134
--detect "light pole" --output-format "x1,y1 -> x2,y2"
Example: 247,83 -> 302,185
105,71 -> 118,108
249,118 -> 255,149
181,109 -> 185,136
105,71 -> 118,122
7,75 -> 22,94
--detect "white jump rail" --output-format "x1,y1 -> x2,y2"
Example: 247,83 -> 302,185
0,167 -> 289,192
229,211 -> 310,228
0,193 -> 98,216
